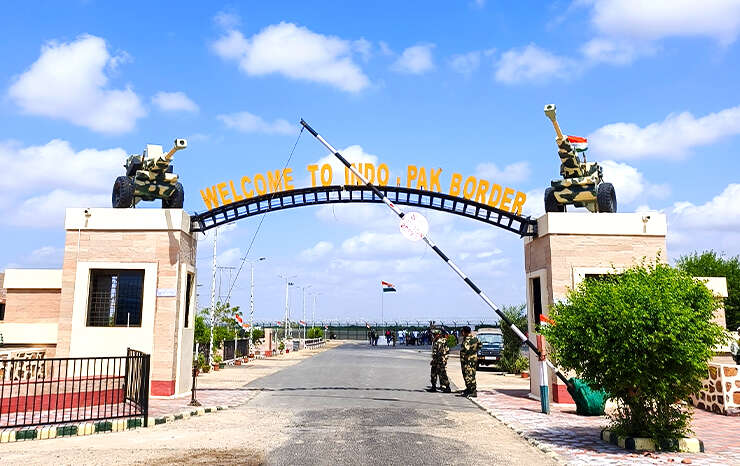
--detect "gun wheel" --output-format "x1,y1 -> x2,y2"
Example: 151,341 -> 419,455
597,182 -> 617,213
544,187 -> 565,213
112,176 -> 135,208
162,182 -> 184,209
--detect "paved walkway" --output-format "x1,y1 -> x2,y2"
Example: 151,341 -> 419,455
148,343 -> 338,418
473,388 -> 740,465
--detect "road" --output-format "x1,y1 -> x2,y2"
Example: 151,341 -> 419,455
0,342 -> 556,465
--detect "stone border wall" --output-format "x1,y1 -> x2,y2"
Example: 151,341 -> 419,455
689,362 -> 740,415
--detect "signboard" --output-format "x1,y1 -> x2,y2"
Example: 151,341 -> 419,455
156,288 -> 177,297
200,163 -> 527,215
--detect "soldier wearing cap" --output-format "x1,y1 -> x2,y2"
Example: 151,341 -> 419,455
459,326 -> 482,398
427,329 -> 451,393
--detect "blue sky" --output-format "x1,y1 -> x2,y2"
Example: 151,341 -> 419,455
1,1 -> 739,324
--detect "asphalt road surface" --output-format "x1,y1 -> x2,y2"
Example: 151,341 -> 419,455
0,342 -> 556,465
247,342 -> 555,465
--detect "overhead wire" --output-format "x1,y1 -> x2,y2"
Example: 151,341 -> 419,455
222,126 -> 305,305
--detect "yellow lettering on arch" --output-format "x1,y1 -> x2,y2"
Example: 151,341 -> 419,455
267,170 -> 283,193
200,186 -> 220,210
449,173 -> 463,196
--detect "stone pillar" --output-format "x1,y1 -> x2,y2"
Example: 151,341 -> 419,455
523,212 -> 667,403
57,208 -> 197,397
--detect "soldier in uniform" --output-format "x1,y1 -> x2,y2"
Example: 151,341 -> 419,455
459,326 -> 482,398
427,330 -> 451,393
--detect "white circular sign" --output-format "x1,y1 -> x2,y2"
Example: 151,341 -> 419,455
399,212 -> 429,242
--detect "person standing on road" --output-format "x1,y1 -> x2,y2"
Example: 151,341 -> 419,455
459,326 -> 481,398
427,330 -> 451,393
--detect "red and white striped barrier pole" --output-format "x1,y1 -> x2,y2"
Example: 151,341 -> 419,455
300,119 -> 573,410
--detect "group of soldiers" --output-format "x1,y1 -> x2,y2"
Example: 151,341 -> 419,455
427,326 -> 481,398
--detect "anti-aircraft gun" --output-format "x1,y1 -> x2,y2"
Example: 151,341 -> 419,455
543,104 -> 616,213
112,138 -> 187,208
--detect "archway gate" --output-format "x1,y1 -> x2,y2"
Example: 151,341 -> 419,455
191,184 -> 538,237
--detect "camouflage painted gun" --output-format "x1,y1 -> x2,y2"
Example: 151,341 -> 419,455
112,139 -> 187,208
543,105 -> 616,213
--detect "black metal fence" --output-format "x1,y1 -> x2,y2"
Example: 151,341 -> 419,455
0,348 -> 150,430
255,321 -> 499,341
222,339 -> 249,361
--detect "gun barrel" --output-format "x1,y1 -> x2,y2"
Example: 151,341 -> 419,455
543,104 -> 565,142
163,138 -> 187,161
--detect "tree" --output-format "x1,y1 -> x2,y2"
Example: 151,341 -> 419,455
541,261 -> 726,443
306,327 -> 324,339
194,302 -> 243,349
499,304 -> 527,373
676,250 -> 740,330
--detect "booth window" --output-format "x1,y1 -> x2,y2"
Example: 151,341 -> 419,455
184,273 -> 193,328
531,277 -> 542,330
0,302 -> 5,321
87,270 -> 144,327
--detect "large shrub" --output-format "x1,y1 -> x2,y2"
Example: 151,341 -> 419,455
500,304 -> 527,373
541,261 -> 726,442
676,250 -> 739,330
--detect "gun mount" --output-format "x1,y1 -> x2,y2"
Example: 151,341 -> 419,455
543,104 -> 616,213
112,138 -> 187,208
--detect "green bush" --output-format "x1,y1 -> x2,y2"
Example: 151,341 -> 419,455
676,250 -> 739,330
500,304 -> 527,373
446,334 -> 458,348
541,260 -> 726,443
307,327 -> 324,339
278,341 -> 285,351
513,355 -> 529,373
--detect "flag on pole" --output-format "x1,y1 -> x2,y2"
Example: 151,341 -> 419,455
234,313 -> 243,324
299,320 -> 306,326
381,280 -> 397,292
539,315 -> 555,327
366,322 -> 370,329
566,135 -> 588,152
277,321 -> 283,325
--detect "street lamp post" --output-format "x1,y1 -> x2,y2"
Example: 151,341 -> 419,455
279,274 -> 296,342
301,285 -> 312,342
246,257 -> 267,352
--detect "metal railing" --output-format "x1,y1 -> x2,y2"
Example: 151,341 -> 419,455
304,338 -> 325,349
254,321 -> 499,341
0,348 -> 150,430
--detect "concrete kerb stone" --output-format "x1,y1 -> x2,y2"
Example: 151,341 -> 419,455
0,405 -> 230,444
600,430 -> 704,453
468,396 -> 567,465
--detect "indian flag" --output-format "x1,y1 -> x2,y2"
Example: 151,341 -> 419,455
567,135 -> 588,152
382,281 -> 397,292
234,313 -> 243,324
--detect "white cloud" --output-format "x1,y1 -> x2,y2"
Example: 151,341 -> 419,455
300,241 -> 334,261
588,0 -> 740,46
10,189 -> 110,228
670,184 -> 740,231
494,44 -> 571,84
0,139 -> 124,227
589,105 -> 740,160
8,34 -> 145,134
217,247 -> 242,266
0,139 -> 123,193
599,160 -> 670,205
217,111 -> 295,135
449,51 -> 481,76
392,44 -> 435,74
211,22 -> 370,92
580,38 -> 654,65
213,11 -> 241,29
152,91 -> 199,113
475,161 -> 531,183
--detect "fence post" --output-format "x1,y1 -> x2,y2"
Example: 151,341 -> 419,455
142,353 -> 150,427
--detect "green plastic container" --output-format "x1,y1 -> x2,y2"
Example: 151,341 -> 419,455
567,377 -> 608,416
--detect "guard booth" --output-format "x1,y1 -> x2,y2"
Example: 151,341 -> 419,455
523,212 -> 667,403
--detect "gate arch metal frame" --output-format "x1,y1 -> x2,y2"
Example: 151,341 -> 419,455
191,185 -> 537,237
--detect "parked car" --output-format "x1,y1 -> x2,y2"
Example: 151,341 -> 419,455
476,328 -> 503,368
